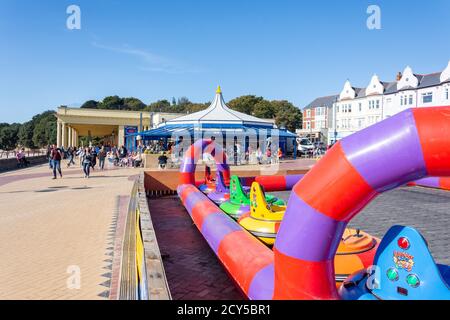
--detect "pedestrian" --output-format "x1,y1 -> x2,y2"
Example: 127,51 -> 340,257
266,148 -> 272,164
158,152 -> 168,169
98,147 -> 106,170
67,147 -> 76,167
91,147 -> 97,170
51,145 -> 63,179
81,147 -> 92,178
277,147 -> 283,162
46,145 -> 53,169
256,147 -> 263,164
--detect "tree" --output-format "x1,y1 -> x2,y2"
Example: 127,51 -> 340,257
272,100 -> 302,132
123,97 -> 146,111
253,100 -> 276,119
18,120 -> 36,148
147,100 -> 171,112
186,102 -> 209,113
177,97 -> 191,106
80,100 -> 99,109
228,95 -> 264,115
98,96 -> 124,110
32,112 -> 57,147
0,124 -> 20,150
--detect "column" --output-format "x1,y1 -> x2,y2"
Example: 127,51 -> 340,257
118,125 -> 125,147
72,129 -> 77,147
68,126 -> 72,147
57,121 -> 62,147
61,122 -> 66,148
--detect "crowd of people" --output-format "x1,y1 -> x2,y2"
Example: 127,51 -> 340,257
46,144 -> 143,179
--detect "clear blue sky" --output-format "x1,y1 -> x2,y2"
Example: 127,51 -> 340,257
1,0 -> 450,123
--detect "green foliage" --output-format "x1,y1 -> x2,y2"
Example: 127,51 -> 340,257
253,100 -> 276,119
228,95 -> 264,115
272,100 -> 303,132
0,123 -> 20,150
32,112 -> 57,147
123,97 -> 146,111
98,96 -> 124,110
80,100 -> 99,109
147,100 -> 171,112
18,120 -> 36,148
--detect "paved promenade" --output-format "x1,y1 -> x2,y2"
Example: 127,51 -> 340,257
0,163 -> 139,299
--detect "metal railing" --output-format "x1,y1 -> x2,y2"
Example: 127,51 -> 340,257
0,149 -> 46,159
118,172 -> 171,300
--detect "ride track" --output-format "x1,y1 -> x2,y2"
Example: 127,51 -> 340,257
177,106 -> 450,300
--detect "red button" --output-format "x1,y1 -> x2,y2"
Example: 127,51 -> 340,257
398,237 -> 410,250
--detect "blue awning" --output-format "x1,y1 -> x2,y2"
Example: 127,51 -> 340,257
126,123 -> 296,140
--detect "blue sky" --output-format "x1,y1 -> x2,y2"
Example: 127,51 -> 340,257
1,0 -> 450,123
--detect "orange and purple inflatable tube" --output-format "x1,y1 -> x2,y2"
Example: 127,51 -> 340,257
179,106 -> 450,300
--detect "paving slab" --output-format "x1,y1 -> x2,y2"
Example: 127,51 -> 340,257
0,163 -> 139,299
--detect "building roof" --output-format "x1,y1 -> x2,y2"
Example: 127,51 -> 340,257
417,72 -> 442,89
304,94 -> 339,110
165,86 -> 273,127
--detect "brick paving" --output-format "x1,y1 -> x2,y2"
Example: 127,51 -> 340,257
148,196 -> 244,300
275,186 -> 450,265
0,163 -> 138,299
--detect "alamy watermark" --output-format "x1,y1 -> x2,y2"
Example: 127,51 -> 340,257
66,5 -> 81,30
367,5 -> 381,30
66,265 -> 81,289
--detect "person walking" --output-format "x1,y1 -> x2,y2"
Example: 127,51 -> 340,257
51,145 -> 63,179
98,147 -> 106,170
67,147 -> 76,167
91,147 -> 97,170
81,147 -> 92,178
46,145 -> 53,169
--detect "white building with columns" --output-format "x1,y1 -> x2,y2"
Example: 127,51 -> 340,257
56,107 -> 181,148
329,60 -> 450,141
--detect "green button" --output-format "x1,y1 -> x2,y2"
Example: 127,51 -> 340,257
387,268 -> 399,281
406,274 -> 420,288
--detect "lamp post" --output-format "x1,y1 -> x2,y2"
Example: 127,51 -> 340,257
333,96 -> 338,144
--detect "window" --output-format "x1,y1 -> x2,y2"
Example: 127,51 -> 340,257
446,88 -> 449,100
376,100 -> 380,109
409,95 -> 413,105
306,109 -> 311,117
348,104 -> 352,113
357,118 -> 364,128
336,105 -> 339,113
359,103 -> 362,112
422,92 -> 433,104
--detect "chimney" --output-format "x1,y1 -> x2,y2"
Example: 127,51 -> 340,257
396,72 -> 402,81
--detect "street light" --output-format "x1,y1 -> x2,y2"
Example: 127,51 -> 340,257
333,96 -> 338,144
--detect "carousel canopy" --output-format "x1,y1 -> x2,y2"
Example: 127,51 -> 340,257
127,87 -> 296,141
164,86 -> 274,127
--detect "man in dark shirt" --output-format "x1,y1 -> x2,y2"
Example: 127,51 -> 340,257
51,145 -> 63,179
158,152 -> 168,169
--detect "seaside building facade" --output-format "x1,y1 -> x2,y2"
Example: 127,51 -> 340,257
55,107 -> 181,148
302,60 -> 450,144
